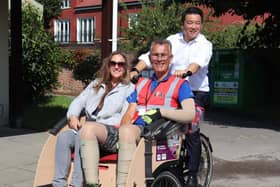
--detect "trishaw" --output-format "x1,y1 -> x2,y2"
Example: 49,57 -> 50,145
33,117 -> 213,187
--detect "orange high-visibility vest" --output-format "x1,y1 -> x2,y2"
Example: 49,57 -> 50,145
136,75 -> 185,111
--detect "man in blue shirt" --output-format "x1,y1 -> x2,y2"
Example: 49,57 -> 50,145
116,39 -> 195,187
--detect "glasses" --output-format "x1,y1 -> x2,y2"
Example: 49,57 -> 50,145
150,53 -> 170,60
109,60 -> 126,68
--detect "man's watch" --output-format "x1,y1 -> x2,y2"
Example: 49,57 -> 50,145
131,67 -> 140,74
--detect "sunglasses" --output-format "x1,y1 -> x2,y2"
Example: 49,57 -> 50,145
109,60 -> 126,68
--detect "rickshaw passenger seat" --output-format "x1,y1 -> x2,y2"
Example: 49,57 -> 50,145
99,153 -> 118,163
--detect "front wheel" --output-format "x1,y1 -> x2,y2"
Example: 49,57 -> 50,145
151,171 -> 182,187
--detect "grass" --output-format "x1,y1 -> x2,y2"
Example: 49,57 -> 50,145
22,95 -> 73,131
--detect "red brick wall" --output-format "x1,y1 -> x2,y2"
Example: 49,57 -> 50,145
53,68 -> 84,96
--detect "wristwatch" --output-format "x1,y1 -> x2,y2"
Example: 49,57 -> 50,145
131,67 -> 140,74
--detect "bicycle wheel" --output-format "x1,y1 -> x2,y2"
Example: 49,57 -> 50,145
151,171 -> 182,187
197,134 -> 213,187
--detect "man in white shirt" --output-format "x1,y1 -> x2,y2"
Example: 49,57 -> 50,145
130,6 -> 213,187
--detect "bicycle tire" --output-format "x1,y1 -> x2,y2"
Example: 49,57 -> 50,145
198,134 -> 213,187
151,171 -> 182,187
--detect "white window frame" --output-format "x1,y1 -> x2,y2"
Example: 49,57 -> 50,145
77,17 -> 95,44
54,19 -> 70,44
61,0 -> 70,9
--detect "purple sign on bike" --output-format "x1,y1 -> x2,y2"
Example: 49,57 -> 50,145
156,135 -> 179,161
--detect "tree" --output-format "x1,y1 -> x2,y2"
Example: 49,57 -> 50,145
73,54 -> 101,86
120,0 -> 279,50
190,0 -> 280,48
119,0 -> 185,56
36,0 -> 63,29
22,4 -> 64,99
119,0 -> 248,52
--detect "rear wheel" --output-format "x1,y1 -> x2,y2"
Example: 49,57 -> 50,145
197,134 -> 213,187
151,171 -> 182,187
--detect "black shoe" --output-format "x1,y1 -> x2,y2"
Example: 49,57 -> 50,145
186,175 -> 198,187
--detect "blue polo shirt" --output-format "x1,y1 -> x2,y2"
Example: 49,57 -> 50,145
127,73 -> 194,126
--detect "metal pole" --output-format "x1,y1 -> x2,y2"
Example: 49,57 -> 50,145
112,0 -> 118,52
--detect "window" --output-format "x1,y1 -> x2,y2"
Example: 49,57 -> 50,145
128,13 -> 139,29
77,17 -> 95,44
54,19 -> 70,44
61,0 -> 70,9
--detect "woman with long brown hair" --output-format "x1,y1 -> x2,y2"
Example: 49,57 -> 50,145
53,51 -> 134,187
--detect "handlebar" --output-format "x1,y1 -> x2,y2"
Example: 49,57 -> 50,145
49,117 -> 67,135
182,71 -> 192,78
130,70 -> 192,84
131,74 -> 141,84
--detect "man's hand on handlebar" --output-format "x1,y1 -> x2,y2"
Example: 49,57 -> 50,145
173,70 -> 185,78
130,70 -> 139,80
130,68 -> 141,84
174,70 -> 192,78
131,75 -> 140,84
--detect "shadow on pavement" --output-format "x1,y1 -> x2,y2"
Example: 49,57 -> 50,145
213,158 -> 280,180
0,125 -> 44,137
204,107 -> 280,132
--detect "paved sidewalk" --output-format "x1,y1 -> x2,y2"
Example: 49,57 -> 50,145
201,121 -> 280,162
0,112 -> 280,187
201,111 -> 280,187
0,127 -> 49,187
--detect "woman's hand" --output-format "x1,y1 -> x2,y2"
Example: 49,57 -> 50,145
68,115 -> 81,131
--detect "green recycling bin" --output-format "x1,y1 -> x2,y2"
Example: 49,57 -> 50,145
209,49 -> 266,109
210,49 -> 242,108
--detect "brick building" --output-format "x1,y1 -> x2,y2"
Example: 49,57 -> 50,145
50,0 -> 141,46
51,0 -> 143,95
